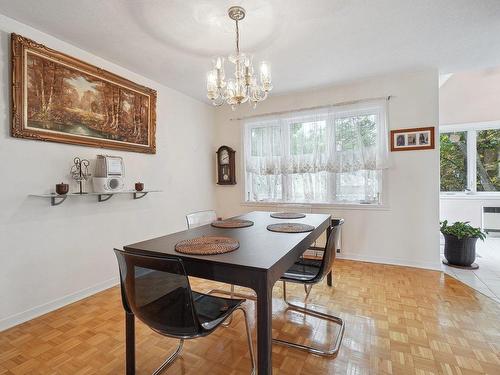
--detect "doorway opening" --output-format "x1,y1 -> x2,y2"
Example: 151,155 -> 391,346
439,68 -> 500,302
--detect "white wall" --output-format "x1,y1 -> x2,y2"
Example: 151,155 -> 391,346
440,197 -> 499,228
440,67 -> 500,125
214,71 -> 441,270
0,14 -> 215,330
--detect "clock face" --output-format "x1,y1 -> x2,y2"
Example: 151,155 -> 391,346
219,149 -> 230,165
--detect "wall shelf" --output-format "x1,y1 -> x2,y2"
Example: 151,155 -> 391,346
30,190 -> 161,206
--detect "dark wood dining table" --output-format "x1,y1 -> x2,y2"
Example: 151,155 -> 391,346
122,210 -> 331,375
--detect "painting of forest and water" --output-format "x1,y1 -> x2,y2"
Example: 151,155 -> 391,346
12,34 -> 156,153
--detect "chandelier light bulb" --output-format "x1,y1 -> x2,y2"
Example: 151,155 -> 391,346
215,57 -> 223,70
260,61 -> 270,78
205,6 -> 273,109
206,70 -> 217,93
244,55 -> 251,68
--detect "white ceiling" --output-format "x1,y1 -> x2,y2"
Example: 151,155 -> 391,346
1,0 -> 500,102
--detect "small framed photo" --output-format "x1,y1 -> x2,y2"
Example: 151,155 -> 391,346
390,126 -> 435,151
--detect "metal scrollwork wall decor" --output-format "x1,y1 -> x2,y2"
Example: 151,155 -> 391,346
70,157 -> 91,194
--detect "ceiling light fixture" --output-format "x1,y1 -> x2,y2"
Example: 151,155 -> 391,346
206,6 -> 272,109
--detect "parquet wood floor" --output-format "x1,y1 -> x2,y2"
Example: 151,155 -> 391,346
1,260 -> 500,374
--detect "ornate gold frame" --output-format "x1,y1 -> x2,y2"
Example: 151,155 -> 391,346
11,33 -> 157,154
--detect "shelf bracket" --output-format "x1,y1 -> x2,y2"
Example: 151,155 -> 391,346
133,192 -> 149,200
98,194 -> 114,202
51,195 -> 68,206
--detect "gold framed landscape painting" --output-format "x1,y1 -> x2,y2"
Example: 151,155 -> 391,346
11,34 -> 157,154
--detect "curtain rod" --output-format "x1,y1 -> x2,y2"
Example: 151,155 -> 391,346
229,95 -> 392,121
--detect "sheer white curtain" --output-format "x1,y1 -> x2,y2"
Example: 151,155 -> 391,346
244,100 -> 389,204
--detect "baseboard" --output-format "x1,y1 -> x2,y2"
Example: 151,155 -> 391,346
337,252 -> 442,271
0,277 -> 119,332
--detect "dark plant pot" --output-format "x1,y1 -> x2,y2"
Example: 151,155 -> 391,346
443,233 -> 478,267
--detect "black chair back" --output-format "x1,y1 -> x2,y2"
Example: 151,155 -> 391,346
114,249 -> 202,337
313,225 -> 338,283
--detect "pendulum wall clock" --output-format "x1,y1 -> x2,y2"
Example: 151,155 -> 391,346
216,146 -> 236,185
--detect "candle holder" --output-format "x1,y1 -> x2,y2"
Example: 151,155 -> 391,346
70,157 -> 91,194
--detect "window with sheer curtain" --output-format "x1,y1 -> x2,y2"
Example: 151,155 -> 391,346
244,100 -> 389,205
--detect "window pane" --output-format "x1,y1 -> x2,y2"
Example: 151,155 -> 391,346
289,172 -> 328,202
290,121 -> 326,155
335,114 -> 377,150
249,174 -> 283,201
251,126 -> 281,156
336,170 -> 380,202
440,132 -> 467,191
476,129 -> 500,192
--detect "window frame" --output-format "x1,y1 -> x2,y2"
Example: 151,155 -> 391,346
440,120 -> 500,197
242,105 -> 388,208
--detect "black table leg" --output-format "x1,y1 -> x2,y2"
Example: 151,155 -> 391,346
126,312 -> 135,375
256,280 -> 273,374
326,225 -> 333,287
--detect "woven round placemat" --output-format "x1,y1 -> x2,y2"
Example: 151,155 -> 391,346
270,212 -> 306,219
211,219 -> 254,228
267,223 -> 315,233
175,236 -> 239,255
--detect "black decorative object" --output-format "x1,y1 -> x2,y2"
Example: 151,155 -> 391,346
70,157 -> 91,194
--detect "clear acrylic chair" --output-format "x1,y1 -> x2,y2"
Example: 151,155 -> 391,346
114,249 -> 255,375
273,224 -> 345,357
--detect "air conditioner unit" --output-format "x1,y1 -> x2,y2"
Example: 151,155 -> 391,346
483,207 -> 500,237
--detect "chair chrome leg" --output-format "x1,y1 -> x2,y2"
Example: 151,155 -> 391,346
273,281 -> 345,357
151,339 -> 184,375
304,284 -> 312,302
236,307 -> 256,375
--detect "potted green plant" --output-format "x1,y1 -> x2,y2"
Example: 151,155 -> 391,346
440,220 -> 486,268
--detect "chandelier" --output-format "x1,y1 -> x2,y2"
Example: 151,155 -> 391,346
206,6 -> 272,109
